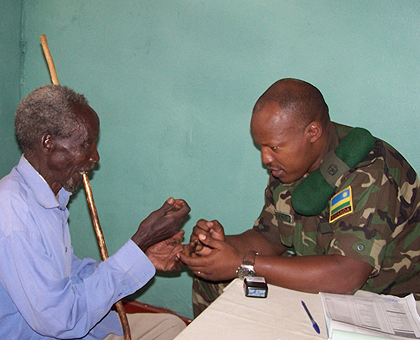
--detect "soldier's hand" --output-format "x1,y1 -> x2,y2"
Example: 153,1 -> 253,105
179,232 -> 241,281
188,219 -> 225,255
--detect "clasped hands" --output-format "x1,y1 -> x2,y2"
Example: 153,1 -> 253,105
177,219 -> 242,281
138,198 -> 240,279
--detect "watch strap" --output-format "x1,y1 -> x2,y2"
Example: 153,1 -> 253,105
242,250 -> 258,266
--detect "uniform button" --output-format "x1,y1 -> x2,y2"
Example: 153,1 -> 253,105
357,244 -> 365,252
334,240 -> 339,246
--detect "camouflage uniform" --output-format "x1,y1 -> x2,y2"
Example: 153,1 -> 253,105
192,277 -> 231,317
192,122 -> 420,316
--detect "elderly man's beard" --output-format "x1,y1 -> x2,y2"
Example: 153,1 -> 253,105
63,165 -> 96,193
63,178 -> 82,193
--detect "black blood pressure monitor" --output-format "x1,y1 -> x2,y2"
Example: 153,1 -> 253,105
244,276 -> 268,298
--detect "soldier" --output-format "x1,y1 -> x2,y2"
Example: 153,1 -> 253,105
179,78 -> 420,317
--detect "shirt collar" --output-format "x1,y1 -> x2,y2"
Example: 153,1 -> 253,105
16,155 -> 71,209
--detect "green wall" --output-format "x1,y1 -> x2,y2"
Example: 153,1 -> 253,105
0,0 -> 22,174
3,1 -> 420,319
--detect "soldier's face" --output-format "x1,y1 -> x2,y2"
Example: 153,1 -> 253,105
251,102 -> 318,184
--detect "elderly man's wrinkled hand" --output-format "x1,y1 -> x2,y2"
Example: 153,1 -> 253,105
132,198 -> 190,252
146,230 -> 185,271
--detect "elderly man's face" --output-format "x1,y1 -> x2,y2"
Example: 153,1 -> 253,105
47,104 -> 100,193
251,102 -> 318,184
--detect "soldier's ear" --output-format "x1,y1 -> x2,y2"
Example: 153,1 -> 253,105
305,121 -> 323,143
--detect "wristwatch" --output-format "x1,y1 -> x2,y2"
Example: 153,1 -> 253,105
236,250 -> 258,280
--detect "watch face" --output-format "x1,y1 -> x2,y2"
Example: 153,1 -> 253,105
237,265 -> 256,280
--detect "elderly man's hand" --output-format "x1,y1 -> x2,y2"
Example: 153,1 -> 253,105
146,230 -> 185,271
132,198 -> 190,252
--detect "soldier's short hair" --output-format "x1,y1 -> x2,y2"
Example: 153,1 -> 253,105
253,78 -> 330,130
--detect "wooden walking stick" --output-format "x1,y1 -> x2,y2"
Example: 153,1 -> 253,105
40,34 -> 132,340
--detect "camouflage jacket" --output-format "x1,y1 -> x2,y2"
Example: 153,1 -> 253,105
253,122 -> 420,298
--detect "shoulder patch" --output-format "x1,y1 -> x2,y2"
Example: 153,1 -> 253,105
329,186 -> 353,223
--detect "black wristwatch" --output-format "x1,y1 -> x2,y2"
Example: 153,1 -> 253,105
236,250 -> 258,280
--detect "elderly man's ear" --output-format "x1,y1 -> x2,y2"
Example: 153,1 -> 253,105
41,134 -> 55,154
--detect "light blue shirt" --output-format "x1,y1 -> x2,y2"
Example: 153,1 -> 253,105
0,156 -> 156,339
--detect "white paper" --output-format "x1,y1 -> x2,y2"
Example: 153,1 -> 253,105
320,292 -> 420,340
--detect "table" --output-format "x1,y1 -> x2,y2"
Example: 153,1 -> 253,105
174,279 -> 326,340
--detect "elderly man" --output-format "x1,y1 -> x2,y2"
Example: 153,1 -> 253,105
0,85 -> 190,339
179,78 -> 420,317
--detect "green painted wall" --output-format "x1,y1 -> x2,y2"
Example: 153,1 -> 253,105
0,0 -> 22,175
3,1 -> 420,319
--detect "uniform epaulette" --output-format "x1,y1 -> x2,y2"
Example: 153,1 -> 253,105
291,127 -> 376,216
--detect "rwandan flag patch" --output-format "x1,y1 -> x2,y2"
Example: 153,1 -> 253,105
329,186 -> 353,223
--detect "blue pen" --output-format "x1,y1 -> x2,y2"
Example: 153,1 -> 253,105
301,300 -> 320,334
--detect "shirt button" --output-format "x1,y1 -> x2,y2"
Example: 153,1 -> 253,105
357,244 -> 365,252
